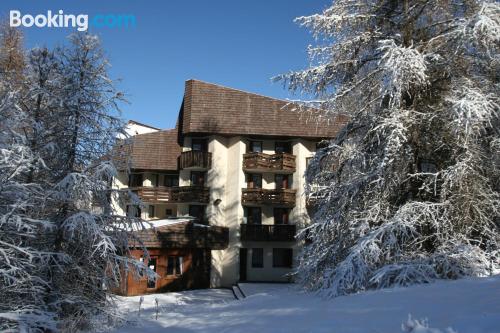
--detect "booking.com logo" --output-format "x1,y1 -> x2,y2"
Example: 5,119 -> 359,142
10,10 -> 136,31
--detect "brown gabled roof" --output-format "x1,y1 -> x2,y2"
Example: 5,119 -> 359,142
180,79 -> 347,139
117,129 -> 181,171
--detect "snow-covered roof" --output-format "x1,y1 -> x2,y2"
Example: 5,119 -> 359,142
141,218 -> 192,229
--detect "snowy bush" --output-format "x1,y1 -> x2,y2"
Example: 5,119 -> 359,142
402,315 -> 457,333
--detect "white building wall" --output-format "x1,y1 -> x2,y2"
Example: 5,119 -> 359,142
245,245 -> 295,282
111,171 -> 129,217
292,140 -> 315,228
210,136 -> 246,287
122,122 -> 159,137
208,137 -> 317,286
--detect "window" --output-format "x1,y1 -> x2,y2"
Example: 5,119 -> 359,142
189,205 -> 206,223
192,139 -> 207,152
249,141 -> 263,153
275,174 -> 290,189
419,160 -> 437,173
244,207 -> 262,225
246,173 -> 262,189
275,142 -> 292,154
273,248 -> 293,268
251,248 -> 264,268
147,257 -> 157,288
167,256 -> 183,276
126,205 -> 141,218
148,205 -> 155,219
274,208 -> 289,225
128,173 -> 143,187
190,171 -> 205,186
163,174 -> 179,187
165,208 -> 173,217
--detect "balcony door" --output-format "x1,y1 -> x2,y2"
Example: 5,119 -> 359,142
248,141 -> 263,153
189,205 -> 206,224
275,174 -> 289,189
163,174 -> 179,187
126,205 -> 141,218
244,207 -> 262,225
274,208 -> 289,225
190,171 -> 206,186
128,173 -> 143,187
239,248 -> 247,282
275,141 -> 292,154
246,174 -> 262,189
192,138 -> 207,152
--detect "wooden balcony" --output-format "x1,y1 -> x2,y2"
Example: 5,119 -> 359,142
132,186 -> 209,204
241,188 -> 296,207
179,150 -> 212,170
240,224 -> 296,242
243,152 -> 296,173
131,221 -> 229,250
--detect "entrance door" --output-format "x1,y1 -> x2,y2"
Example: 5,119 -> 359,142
239,248 -> 247,282
147,258 -> 157,289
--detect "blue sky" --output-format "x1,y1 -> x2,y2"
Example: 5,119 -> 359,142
1,1 -> 330,129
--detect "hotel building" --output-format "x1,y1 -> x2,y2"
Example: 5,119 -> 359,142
113,80 -> 346,295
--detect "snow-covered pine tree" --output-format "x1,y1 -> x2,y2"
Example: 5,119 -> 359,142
0,26 -> 57,332
1,30 -> 148,331
278,1 -> 500,297
36,33 -> 146,330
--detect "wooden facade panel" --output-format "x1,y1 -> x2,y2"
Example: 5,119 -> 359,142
115,248 -> 211,296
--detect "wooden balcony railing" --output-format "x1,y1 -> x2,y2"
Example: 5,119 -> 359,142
132,186 -> 209,204
132,221 -> 229,250
179,150 -> 212,170
243,152 -> 296,173
241,188 -> 296,207
240,224 -> 296,242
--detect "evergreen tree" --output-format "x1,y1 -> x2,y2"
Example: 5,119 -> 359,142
1,31 -> 148,331
0,26 -> 57,332
279,1 -> 500,297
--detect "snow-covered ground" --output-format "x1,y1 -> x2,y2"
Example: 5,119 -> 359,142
111,275 -> 500,333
